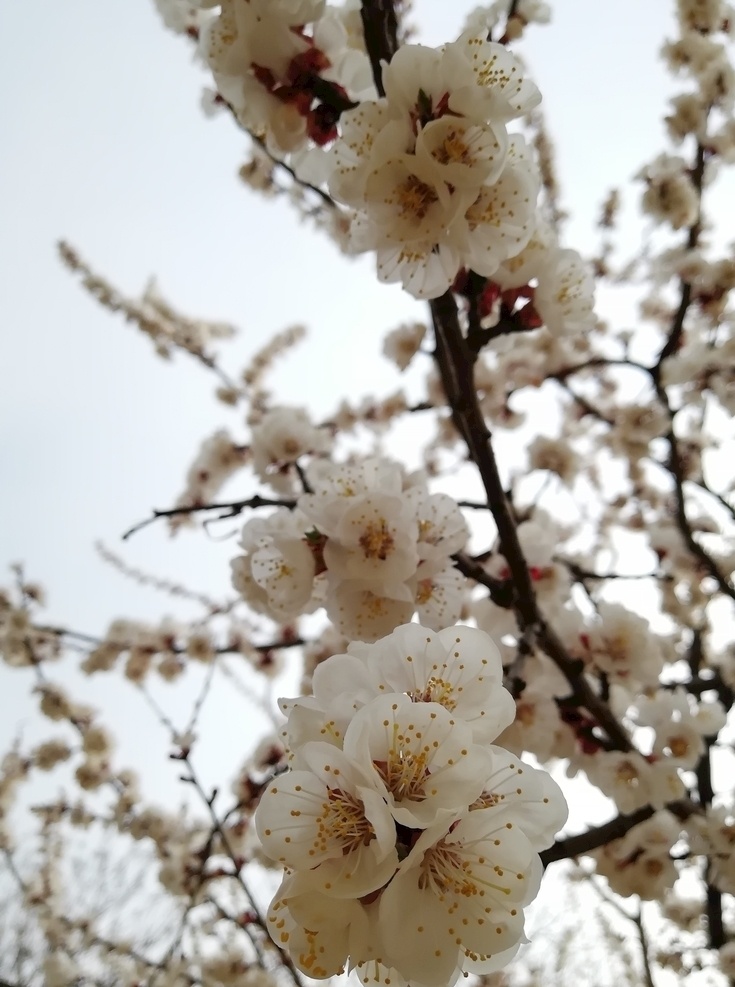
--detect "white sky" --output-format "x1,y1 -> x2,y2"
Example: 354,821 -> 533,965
0,0 -> 688,856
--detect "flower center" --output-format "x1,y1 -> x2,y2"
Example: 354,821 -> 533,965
409,674 -> 455,710
359,520 -> 395,560
516,701 -> 536,726
435,131 -> 472,165
607,634 -> 631,666
397,175 -> 438,221
320,788 -> 375,855
616,760 -> 641,784
470,790 -> 505,810
668,736 -> 690,759
374,744 -> 430,803
415,578 -> 434,606
418,838 -> 477,896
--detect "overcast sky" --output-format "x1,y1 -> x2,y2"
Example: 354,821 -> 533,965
0,0 -> 689,848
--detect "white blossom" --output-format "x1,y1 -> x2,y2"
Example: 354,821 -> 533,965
259,623 -> 567,982
534,247 -> 595,335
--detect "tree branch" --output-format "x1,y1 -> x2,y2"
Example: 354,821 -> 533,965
359,0 -> 400,96
123,494 -> 296,540
694,717 -> 726,950
634,906 -> 656,987
541,798 -> 696,867
452,552 -> 514,608
430,290 -> 633,753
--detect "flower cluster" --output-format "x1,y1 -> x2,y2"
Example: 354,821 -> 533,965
255,623 -> 567,985
249,405 -> 332,494
330,34 -> 542,297
231,454 -> 470,639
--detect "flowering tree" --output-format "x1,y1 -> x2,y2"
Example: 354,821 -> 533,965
2,0 -> 735,985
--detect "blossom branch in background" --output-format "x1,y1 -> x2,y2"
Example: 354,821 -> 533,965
3,1 -> 735,986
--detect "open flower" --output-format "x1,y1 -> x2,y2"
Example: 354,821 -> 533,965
256,741 -> 399,897
349,623 -> 515,745
378,808 -> 541,986
343,694 -> 489,828
267,872 -> 373,980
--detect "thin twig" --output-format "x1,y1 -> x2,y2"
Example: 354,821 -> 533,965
123,494 -> 295,541
179,755 -> 305,987
634,906 -> 656,987
248,130 -> 338,209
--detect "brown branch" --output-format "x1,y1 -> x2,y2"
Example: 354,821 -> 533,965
667,631 -> 730,954
693,657 -> 726,952
541,798 -> 696,867
639,307 -> 735,605
467,309 -> 539,353
247,129 -> 338,208
555,356 -> 654,381
1,842 -> 181,984
59,242 -> 240,393
642,134 -> 735,604
452,552 -> 514,608
359,0 -> 400,96
123,494 -> 296,540
587,878 -> 657,987
456,499 -> 493,510
680,669 -> 735,709
634,907 -> 656,987
430,290 -> 633,753
560,559 -> 667,583
699,750 -> 726,950
588,875 -> 656,987
551,376 -> 614,426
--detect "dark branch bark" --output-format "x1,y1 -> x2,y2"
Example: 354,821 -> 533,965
452,553 -> 514,608
359,0 -> 400,96
123,494 -> 296,540
429,290 -> 634,752
179,757 -> 305,987
541,798 -> 696,867
696,737 -> 726,949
